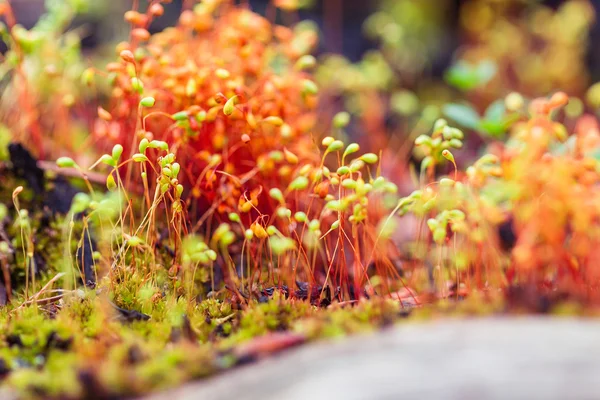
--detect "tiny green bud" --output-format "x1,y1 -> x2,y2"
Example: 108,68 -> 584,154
128,236 -> 144,247
131,77 -> 144,94
333,112 -> 350,129
442,149 -> 455,162
439,178 -> 455,187
423,198 -> 436,212
449,139 -> 463,149
139,138 -> 150,153
343,143 -> 360,159
349,160 -> 365,172
434,118 -> 448,131
341,179 -> 357,189
221,231 -> 236,247
140,96 -> 156,107
442,126 -> 453,140
359,153 -> 379,164
421,156 -> 434,171
294,55 -> 317,71
308,219 -> 320,231
112,144 -> 123,162
262,116 -> 284,126
326,140 -> 344,153
228,213 -> 240,223
106,174 -> 117,191
433,227 -> 447,244
215,68 -> 230,79
478,154 -> 499,165
98,154 -> 116,167
171,162 -> 180,177
289,176 -> 309,191
56,157 -> 76,168
409,190 -> 423,199
186,79 -> 197,96
322,136 -> 335,147
415,135 -> 432,147
81,68 -> 94,86
269,236 -> 296,255
448,210 -> 466,221
269,150 -> 284,162
223,95 -> 238,116
427,218 -> 439,232
326,200 -> 343,211
269,188 -> 285,203
301,79 -> 319,96
294,212 -> 307,223
207,250 -> 218,261
451,128 -> 464,140
172,111 -> 188,121
196,110 -> 207,122
132,153 -> 149,162
336,166 -> 350,176
384,182 -> 398,193
276,207 -> 292,219
150,140 -> 169,151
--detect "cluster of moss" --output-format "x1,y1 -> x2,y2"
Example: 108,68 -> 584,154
0,246 -> 418,399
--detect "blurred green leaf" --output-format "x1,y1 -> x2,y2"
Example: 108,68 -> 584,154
445,59 -> 497,91
445,61 -> 478,91
476,60 -> 498,85
479,120 -> 507,138
484,99 -> 506,122
442,103 -> 480,130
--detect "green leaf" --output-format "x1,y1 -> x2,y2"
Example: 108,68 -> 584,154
445,60 -> 497,91
445,61 -> 479,91
484,99 -> 505,122
479,120 -> 506,138
475,60 -> 498,85
442,103 -> 481,130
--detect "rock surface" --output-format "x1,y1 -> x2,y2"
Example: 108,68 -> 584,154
144,317 -> 600,400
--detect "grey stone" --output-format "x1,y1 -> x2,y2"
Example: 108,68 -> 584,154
143,317 -> 600,400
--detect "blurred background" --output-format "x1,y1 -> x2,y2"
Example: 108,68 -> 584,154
7,0 -> 599,78
4,0 -> 600,178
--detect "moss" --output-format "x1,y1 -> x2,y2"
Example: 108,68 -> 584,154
0,0 -> 598,398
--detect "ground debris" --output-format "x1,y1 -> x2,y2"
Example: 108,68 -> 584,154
110,302 -> 151,322
230,332 -> 307,366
